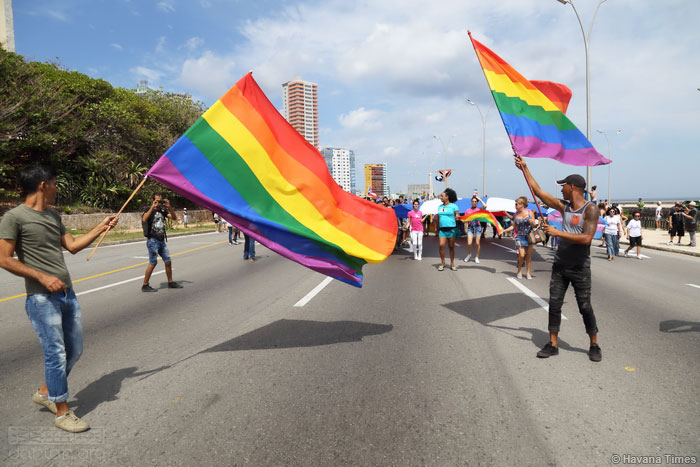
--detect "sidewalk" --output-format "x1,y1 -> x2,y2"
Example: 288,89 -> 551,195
618,227 -> 699,258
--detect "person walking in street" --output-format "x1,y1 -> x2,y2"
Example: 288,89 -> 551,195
407,200 -> 427,260
434,188 -> 460,271
668,203 -> 685,245
243,232 -> 256,261
655,201 -> 663,230
502,196 -> 536,279
624,211 -> 644,259
0,165 -> 119,432
141,193 -> 183,291
183,207 -> 188,228
603,207 -> 622,261
681,201 -> 697,247
463,195 -> 487,264
514,156 -> 602,362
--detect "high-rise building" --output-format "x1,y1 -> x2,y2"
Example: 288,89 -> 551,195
282,78 -> 319,148
321,148 -> 356,194
0,0 -> 15,52
364,164 -> 388,198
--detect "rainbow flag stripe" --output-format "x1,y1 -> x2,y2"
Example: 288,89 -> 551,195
460,208 -> 503,235
147,73 -> 397,287
468,32 -> 611,167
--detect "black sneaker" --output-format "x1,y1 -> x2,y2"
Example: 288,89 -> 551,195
167,282 -> 183,289
537,342 -> 559,358
141,284 -> 157,292
588,344 -> 602,362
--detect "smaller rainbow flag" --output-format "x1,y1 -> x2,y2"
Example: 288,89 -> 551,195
460,208 -> 503,235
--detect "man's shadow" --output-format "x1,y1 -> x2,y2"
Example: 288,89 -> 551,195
71,366 -> 169,417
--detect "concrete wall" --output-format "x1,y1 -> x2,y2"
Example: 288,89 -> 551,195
61,210 -> 213,232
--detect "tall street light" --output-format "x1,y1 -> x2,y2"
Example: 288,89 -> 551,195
596,129 -> 621,202
556,0 -> 607,193
467,99 -> 490,195
433,134 -> 455,171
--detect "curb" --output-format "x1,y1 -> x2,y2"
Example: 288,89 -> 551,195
98,229 -> 217,247
620,242 -> 700,258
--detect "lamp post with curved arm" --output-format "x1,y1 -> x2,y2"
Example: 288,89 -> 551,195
596,129 -> 621,202
467,99 -> 490,195
556,0 -> 607,194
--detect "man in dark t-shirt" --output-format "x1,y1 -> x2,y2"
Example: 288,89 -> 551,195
668,203 -> 685,245
681,202 -> 697,247
141,193 -> 183,292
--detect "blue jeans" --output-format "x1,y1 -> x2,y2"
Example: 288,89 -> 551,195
25,289 -> 83,403
243,234 -> 256,259
147,237 -> 171,264
604,233 -> 619,257
467,223 -> 483,236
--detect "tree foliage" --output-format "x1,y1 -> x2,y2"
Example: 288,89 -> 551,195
0,48 -> 204,209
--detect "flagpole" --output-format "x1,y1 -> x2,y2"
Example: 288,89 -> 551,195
86,176 -> 148,261
467,31 -> 545,220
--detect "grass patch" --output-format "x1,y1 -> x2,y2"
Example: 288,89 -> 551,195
68,224 -> 217,244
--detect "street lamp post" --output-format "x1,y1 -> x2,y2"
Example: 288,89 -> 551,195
556,0 -> 606,193
467,99 -> 490,195
596,129 -> 621,202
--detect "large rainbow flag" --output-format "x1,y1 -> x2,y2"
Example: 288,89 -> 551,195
460,208 -> 503,235
468,32 -> 611,167
146,73 -> 397,287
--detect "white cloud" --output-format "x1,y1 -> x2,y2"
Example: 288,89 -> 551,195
131,66 -> 164,84
183,37 -> 204,51
155,36 -> 166,53
179,51 -> 237,101
46,9 -> 70,22
383,146 -> 401,158
157,1 -> 176,13
111,43 -> 123,50
338,108 -> 383,131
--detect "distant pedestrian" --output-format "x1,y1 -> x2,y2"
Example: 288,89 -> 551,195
637,198 -> 645,210
603,207 -> 622,260
681,201 -> 697,247
597,202 -> 607,248
434,188 -> 460,271
183,208 -> 188,228
655,201 -> 663,230
515,156 -> 602,362
464,196 -> 486,264
624,211 -> 644,259
142,193 -> 183,291
667,203 -> 685,245
407,201 -> 427,260
0,165 -> 119,432
502,196 -> 536,279
213,212 -> 221,232
588,185 -> 597,203
243,232 -> 256,261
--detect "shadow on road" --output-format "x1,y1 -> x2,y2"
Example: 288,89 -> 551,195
442,293 -> 539,325
200,319 -> 393,352
659,320 -> 700,333
71,365 -> 170,417
486,324 -> 587,354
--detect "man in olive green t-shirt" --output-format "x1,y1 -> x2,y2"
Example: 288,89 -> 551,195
0,165 -> 117,433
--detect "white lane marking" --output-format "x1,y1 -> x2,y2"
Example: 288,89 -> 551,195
506,277 -> 567,320
294,277 -> 333,307
492,242 -> 517,253
132,256 -> 150,259
75,271 -> 164,297
687,284 -> 700,290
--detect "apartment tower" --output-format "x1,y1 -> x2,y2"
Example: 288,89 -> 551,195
321,148 -> 356,194
364,164 -> 388,198
282,78 -> 319,148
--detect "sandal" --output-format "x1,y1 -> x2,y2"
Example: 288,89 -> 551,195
450,265 -> 458,271
438,265 -> 445,271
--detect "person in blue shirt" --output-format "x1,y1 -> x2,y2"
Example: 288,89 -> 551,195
433,188 -> 460,271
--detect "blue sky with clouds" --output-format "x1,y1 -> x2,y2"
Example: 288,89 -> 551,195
12,0 -> 700,201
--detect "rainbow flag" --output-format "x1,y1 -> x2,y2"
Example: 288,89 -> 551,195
146,73 -> 397,287
468,32 -> 611,167
460,208 -> 503,235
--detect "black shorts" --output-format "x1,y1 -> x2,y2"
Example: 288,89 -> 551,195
629,236 -> 642,247
670,225 -> 684,237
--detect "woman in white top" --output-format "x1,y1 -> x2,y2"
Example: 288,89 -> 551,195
624,211 -> 644,259
603,207 -> 622,260
655,201 -> 663,230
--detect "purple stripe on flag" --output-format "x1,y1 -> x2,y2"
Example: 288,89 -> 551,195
511,135 -> 611,167
148,156 -> 362,285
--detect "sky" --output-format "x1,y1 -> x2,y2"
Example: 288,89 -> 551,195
11,0 -> 700,201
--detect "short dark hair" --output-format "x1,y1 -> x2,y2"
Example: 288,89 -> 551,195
153,192 -> 163,199
19,165 -> 57,198
443,188 -> 457,203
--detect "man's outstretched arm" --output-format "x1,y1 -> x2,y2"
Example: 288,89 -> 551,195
514,155 -> 565,213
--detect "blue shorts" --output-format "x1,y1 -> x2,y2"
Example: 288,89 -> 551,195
467,224 -> 483,236
147,237 -> 171,264
438,227 -> 460,238
515,235 -> 529,248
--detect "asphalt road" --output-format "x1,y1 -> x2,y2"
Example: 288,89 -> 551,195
1,231 -> 699,466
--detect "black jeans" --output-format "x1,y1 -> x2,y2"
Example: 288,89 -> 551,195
548,263 -> 598,335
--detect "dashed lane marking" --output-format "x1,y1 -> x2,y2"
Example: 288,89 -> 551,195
294,277 -> 333,307
506,277 -> 567,320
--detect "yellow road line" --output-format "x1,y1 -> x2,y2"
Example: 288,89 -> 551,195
0,240 -> 227,303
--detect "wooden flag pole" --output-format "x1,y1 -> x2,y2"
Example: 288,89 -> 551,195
87,176 -> 148,261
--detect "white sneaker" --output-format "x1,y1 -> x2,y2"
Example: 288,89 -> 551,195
417,256 -> 422,260
464,254 -> 471,262
474,257 -> 480,264
526,274 -> 533,280
516,273 -> 523,279
623,251 -> 628,258
637,255 -> 642,260
667,242 -> 673,245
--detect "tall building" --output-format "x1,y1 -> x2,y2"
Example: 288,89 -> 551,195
321,148 -> 356,194
364,164 -> 388,198
0,0 -> 15,52
282,78 -> 319,148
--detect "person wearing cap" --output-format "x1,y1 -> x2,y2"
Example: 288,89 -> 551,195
182,208 -> 188,228
667,203 -> 685,245
681,201 -> 697,247
514,155 -> 602,362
